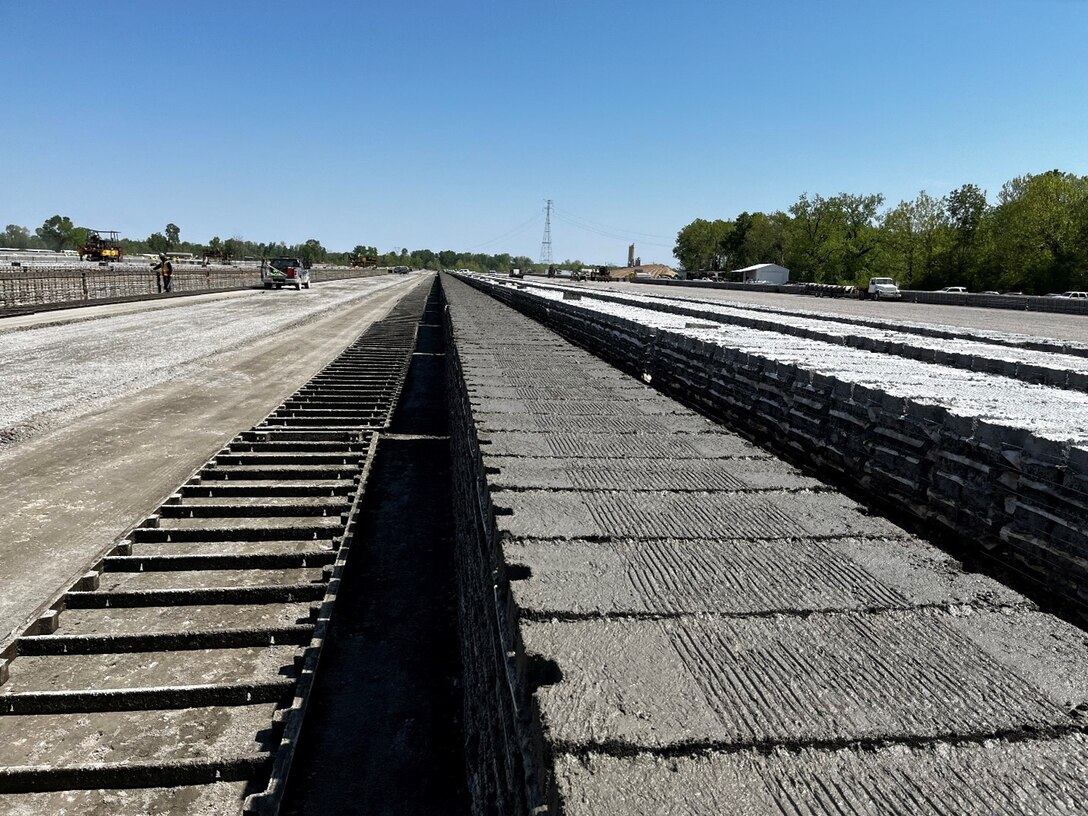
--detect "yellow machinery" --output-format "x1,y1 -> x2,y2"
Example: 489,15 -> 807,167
349,252 -> 378,268
79,230 -> 124,262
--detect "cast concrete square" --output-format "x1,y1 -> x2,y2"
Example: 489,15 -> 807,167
554,734 -> 1088,816
522,610 -> 1081,750
493,490 -> 903,540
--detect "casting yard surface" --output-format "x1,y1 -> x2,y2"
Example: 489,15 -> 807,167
0,275 -> 435,815
0,275 -> 423,647
531,281 -> 1088,391
607,279 -> 1088,343
500,279 -> 1088,445
443,274 -> 1088,814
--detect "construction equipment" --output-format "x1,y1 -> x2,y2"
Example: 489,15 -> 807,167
349,252 -> 378,267
78,230 -> 124,262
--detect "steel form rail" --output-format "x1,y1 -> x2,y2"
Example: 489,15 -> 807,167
0,281 -> 434,814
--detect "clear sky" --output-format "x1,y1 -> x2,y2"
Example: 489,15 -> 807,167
3,0 -> 1087,264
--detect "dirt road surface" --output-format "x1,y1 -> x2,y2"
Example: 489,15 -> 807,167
0,274 -> 431,647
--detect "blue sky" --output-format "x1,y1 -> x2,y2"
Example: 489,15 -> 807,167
3,0 -> 1087,264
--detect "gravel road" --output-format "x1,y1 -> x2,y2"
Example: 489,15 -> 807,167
0,274 -> 427,646
0,277 -> 410,451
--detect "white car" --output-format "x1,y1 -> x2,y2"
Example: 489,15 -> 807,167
939,286 -> 968,293
1058,291 -> 1088,299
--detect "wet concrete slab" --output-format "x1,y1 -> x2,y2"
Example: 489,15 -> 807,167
462,397 -> 687,416
441,274 -> 1088,814
484,455 -> 816,491
479,431 -> 765,459
506,535 -> 1026,616
554,733 -> 1088,816
471,412 -> 718,435
493,489 -> 903,540
522,610 -> 1084,750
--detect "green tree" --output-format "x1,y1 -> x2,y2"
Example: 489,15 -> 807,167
735,211 -> 787,265
940,183 -> 988,287
147,232 -> 170,253
1,224 -> 32,249
70,226 -> 89,252
165,223 -> 181,248
412,248 -> 437,268
35,214 -> 77,251
722,211 -> 754,269
989,171 -> 1088,294
298,238 -> 326,265
673,218 -> 734,272
787,192 -> 884,283
880,191 -> 945,287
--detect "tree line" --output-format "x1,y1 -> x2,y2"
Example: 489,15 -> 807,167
673,169 -> 1088,294
0,218 -> 552,273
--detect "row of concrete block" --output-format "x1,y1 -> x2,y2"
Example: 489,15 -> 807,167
444,302 -> 543,816
477,278 -> 1088,614
632,277 -> 1088,317
567,286 -> 1088,392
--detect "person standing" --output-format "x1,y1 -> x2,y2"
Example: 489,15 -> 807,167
152,253 -> 174,293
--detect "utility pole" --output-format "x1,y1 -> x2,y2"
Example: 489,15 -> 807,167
539,199 -> 553,266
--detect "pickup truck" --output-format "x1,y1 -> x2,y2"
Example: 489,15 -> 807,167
262,257 -> 311,290
861,277 -> 901,300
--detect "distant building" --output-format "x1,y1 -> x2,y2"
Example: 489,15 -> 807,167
734,263 -> 789,284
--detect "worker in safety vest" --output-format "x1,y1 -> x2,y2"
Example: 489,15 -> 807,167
152,253 -> 174,292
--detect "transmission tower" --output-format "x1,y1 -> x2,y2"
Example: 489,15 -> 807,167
539,199 -> 553,265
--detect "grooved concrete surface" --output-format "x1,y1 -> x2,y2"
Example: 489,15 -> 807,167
469,274 -> 1088,624
442,275 -> 1088,815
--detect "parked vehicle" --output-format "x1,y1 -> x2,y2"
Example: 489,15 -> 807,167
861,277 -> 901,300
391,265 -> 410,274
1057,291 -> 1088,299
261,257 -> 311,290
939,286 -> 968,293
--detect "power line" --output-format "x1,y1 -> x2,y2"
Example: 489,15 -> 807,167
552,211 -> 674,249
555,206 -> 675,242
466,208 -> 545,250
